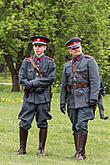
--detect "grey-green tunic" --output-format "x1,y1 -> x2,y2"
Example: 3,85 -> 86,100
18,54 -> 56,130
60,54 -> 100,133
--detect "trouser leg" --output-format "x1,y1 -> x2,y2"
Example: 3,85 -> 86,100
98,97 -> 108,120
17,127 -> 28,155
99,108 -> 104,118
98,97 -> 104,118
99,106 -> 108,119
18,101 -> 36,155
37,128 -> 47,156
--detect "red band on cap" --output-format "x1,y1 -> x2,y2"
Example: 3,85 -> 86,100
33,38 -> 46,43
69,42 -> 80,47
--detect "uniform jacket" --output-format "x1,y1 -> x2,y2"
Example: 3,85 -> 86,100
19,54 -> 56,104
60,53 -> 100,109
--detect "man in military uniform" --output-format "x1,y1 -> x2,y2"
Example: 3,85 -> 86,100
96,77 -> 108,120
60,37 -> 100,160
17,36 -> 56,156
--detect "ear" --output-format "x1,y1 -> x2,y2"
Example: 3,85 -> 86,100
44,45 -> 47,50
68,49 -> 72,54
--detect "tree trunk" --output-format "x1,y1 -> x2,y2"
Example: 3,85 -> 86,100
47,44 -> 55,58
11,73 -> 20,92
4,47 -> 24,92
4,54 -> 21,92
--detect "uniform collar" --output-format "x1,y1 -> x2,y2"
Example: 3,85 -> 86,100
33,54 -> 44,62
72,54 -> 83,63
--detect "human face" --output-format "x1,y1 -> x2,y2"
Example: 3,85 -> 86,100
33,44 -> 47,56
68,45 -> 82,57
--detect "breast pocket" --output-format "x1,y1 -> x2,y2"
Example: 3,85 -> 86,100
27,68 -> 35,80
77,66 -> 88,80
66,68 -> 72,82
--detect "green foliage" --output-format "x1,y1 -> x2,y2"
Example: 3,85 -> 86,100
0,72 -> 11,82
0,0 -> 110,92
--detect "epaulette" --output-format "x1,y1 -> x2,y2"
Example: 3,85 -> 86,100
46,56 -> 54,61
84,55 -> 93,58
24,58 -> 31,64
24,56 -> 33,61
65,60 -> 72,64
65,60 -> 72,69
25,57 -> 29,61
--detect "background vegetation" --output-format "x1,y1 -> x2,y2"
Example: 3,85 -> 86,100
0,0 -> 110,92
0,1 -> 110,164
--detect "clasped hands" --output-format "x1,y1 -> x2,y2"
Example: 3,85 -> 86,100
25,81 -> 33,90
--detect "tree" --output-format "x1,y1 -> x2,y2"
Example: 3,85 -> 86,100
0,0 -> 57,91
0,0 -> 110,92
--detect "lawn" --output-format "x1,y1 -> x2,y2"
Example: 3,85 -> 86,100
0,72 -> 11,83
0,88 -> 110,165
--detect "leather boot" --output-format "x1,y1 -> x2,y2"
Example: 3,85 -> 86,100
73,132 -> 78,157
82,133 -> 87,159
75,133 -> 87,160
99,108 -> 108,120
93,105 -> 96,117
100,116 -> 108,120
37,128 -> 47,156
17,127 -> 28,155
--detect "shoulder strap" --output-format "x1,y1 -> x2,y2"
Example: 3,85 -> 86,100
45,55 -> 54,61
28,56 -> 43,78
84,54 -> 93,59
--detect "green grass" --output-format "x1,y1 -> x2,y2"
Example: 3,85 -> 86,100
0,72 -> 12,83
0,90 -> 110,165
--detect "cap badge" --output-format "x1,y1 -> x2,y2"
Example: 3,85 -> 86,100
37,38 -> 40,42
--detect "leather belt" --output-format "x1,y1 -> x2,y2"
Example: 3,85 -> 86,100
68,83 -> 89,89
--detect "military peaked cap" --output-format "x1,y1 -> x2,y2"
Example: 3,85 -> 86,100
31,35 -> 50,45
65,37 -> 81,49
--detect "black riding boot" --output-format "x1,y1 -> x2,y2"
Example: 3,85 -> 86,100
99,109 -> 108,120
37,128 -> 47,156
17,127 -> 28,155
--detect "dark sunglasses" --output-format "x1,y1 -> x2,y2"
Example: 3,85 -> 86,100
71,46 -> 80,50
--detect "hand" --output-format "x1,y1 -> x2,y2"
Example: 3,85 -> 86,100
25,82 -> 33,90
90,99 -> 97,107
60,104 -> 66,114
